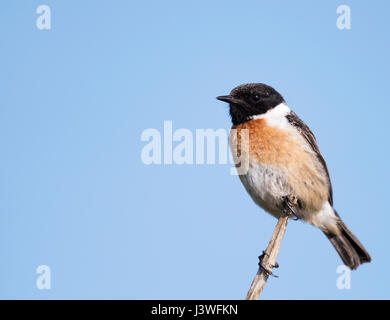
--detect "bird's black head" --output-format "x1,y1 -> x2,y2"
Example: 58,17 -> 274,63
217,83 -> 285,125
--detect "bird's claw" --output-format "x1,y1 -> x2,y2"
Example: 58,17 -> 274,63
258,251 -> 279,278
282,195 -> 300,220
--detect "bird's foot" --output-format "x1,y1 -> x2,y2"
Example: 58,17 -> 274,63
282,195 -> 300,220
258,251 -> 279,278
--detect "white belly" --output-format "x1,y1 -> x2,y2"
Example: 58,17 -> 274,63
239,160 -> 293,218
238,160 -> 338,231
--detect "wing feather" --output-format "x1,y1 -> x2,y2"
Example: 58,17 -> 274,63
286,111 -> 333,205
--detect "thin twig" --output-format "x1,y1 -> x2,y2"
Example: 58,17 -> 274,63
245,214 -> 289,300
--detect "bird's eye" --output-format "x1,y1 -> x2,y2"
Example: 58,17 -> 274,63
253,94 -> 261,102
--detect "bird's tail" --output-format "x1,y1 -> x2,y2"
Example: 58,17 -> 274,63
324,216 -> 371,270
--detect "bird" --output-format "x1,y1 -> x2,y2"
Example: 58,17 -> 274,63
217,83 -> 371,270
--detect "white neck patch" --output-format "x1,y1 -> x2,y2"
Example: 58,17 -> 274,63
250,103 -> 291,128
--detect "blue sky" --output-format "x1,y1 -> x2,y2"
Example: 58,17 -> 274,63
0,0 -> 389,299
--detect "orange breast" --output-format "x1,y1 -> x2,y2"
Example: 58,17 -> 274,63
232,118 -> 295,166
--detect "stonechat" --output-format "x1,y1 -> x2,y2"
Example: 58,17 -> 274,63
217,83 -> 371,270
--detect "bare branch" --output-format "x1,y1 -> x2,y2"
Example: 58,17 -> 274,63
245,215 -> 289,300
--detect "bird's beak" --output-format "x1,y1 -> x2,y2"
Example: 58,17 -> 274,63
216,95 -> 242,105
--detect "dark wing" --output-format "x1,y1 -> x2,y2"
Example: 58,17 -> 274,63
286,111 -> 333,205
